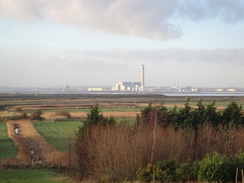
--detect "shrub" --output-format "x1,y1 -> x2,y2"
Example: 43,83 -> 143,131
136,160 -> 177,182
20,112 -> 28,119
136,163 -> 155,183
198,152 -> 231,183
176,162 -> 199,182
29,109 -> 43,120
156,160 -> 176,182
55,110 -> 71,119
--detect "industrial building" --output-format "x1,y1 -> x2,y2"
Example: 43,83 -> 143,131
112,65 -> 145,91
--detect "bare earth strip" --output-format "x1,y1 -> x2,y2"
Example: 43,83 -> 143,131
6,120 -> 69,167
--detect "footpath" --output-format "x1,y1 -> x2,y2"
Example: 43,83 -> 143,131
6,120 -> 69,167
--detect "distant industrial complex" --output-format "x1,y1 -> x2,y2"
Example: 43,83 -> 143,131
1,64 -> 244,95
111,65 -> 145,92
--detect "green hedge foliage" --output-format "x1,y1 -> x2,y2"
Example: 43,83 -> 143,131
136,151 -> 244,183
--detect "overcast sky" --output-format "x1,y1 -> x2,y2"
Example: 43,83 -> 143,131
1,0 -> 244,88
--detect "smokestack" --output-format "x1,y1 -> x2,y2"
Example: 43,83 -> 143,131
141,64 -> 144,89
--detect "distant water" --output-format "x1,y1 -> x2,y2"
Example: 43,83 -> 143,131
163,93 -> 244,97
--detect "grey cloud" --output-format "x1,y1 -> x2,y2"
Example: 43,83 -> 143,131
177,0 -> 244,23
1,0 -> 244,39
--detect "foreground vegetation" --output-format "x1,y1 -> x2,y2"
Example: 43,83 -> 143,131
76,101 -> 244,182
1,94 -> 244,182
136,151 -> 244,183
0,169 -> 68,183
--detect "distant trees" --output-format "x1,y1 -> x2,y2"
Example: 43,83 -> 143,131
137,99 -> 244,129
78,104 -> 115,135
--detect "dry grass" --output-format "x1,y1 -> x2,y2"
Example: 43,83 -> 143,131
0,111 -> 18,117
76,124 -> 244,181
42,111 -> 139,121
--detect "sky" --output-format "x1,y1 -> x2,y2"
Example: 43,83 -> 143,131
0,0 -> 244,88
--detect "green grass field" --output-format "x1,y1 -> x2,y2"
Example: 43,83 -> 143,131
0,169 -> 67,183
34,120 -> 82,152
0,122 -> 18,162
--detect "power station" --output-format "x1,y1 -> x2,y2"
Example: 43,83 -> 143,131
140,64 -> 144,90
112,65 -> 145,91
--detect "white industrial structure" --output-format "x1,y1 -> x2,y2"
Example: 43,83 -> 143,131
140,64 -> 145,91
112,65 -> 145,91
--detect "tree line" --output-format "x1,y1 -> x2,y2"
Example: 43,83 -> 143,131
137,99 -> 243,129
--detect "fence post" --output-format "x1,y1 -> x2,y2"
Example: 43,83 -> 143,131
69,135 -> 71,168
236,168 -> 238,183
241,169 -> 244,183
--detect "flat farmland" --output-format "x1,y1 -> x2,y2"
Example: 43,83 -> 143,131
1,93 -> 244,114
0,93 -> 244,183
33,120 -> 82,152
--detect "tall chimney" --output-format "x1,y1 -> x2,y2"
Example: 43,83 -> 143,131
141,64 -> 144,90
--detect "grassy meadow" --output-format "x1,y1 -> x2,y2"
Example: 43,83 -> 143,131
33,120 -> 82,152
0,169 -> 68,183
0,122 -> 18,161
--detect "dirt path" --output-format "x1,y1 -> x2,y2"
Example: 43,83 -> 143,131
6,120 -> 69,167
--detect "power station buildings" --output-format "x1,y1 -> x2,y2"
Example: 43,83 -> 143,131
112,65 -> 145,92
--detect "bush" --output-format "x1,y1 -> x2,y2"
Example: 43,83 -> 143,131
176,162 -> 199,182
136,163 -> 155,183
198,152 -> 231,183
156,160 -> 176,182
20,112 -> 28,119
136,160 -> 177,182
55,110 -> 71,119
29,110 -> 43,120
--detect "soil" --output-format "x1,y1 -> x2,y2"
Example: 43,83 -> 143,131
6,120 -> 69,167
